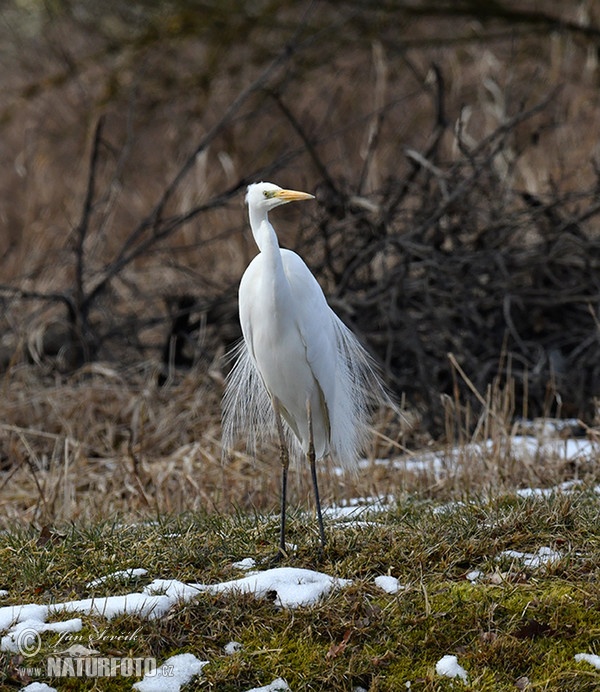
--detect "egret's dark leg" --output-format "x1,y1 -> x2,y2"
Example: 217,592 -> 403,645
273,398 -> 289,558
306,400 -> 326,549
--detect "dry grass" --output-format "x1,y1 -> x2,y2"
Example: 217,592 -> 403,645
0,354 -> 597,529
0,360 -> 396,526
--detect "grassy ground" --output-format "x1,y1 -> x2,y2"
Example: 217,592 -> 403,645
2,488 -> 600,691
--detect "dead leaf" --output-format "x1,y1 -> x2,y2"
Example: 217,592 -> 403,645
326,629 -> 352,659
36,525 -> 65,547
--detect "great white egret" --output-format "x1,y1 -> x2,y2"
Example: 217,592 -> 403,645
223,181 -> 389,556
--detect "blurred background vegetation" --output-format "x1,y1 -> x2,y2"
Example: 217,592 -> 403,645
2,0 -> 600,439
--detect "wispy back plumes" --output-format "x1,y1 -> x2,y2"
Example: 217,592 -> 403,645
222,316 -> 394,469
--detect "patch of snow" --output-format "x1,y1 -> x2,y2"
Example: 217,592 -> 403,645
466,570 -> 483,584
433,501 -> 468,515
1,612 -> 82,654
143,579 -> 201,601
574,653 -> 600,670
383,454 -> 444,475
50,593 -> 173,621
1,568 -> 349,655
224,640 -> 243,654
435,654 -> 468,681
502,435 -> 596,464
516,480 -> 580,498
133,653 -> 208,692
0,590 -> 8,598
196,567 -> 351,609
520,418 -> 581,435
21,684 -> 58,692
361,434 -> 597,481
374,575 -> 403,594
244,678 -> 290,692
232,558 -> 256,570
87,568 -> 147,588
499,546 -> 561,568
0,604 -> 47,632
324,495 -> 392,521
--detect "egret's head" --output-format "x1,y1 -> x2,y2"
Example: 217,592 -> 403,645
245,182 -> 314,212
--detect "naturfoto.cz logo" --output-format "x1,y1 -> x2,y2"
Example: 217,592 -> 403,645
14,626 -> 170,679
46,656 -> 163,678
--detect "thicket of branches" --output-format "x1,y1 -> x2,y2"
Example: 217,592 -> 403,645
1,0 -> 600,435
304,91 -> 600,429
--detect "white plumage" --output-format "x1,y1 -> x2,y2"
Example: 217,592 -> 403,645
222,182 -> 388,553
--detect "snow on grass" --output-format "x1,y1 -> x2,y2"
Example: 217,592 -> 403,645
509,434 -> 595,462
465,570 -> 484,584
374,575 -> 404,594
132,653 -> 208,692
1,458 -> 596,689
86,568 -> 148,588
0,566 -> 349,688
143,578 -> 202,602
516,480 -> 583,498
435,654 -> 468,681
50,591 -> 174,621
224,640 -> 243,654
323,495 -> 393,521
498,546 -> 561,568
326,431 -> 597,534
0,568 -> 350,656
21,683 -> 58,692
0,604 -> 47,632
195,567 -> 351,608
357,434 -> 598,480
1,609 -> 82,653
574,653 -> 600,670
432,500 -> 468,515
232,557 -> 256,571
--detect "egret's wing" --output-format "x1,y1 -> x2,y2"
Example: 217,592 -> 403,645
280,250 -> 337,385
280,250 -> 337,421
280,249 -> 386,467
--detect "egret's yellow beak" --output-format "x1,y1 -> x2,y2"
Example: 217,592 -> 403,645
274,188 -> 315,203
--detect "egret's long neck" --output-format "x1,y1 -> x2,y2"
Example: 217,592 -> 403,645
249,206 -> 283,268
248,206 -> 290,314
